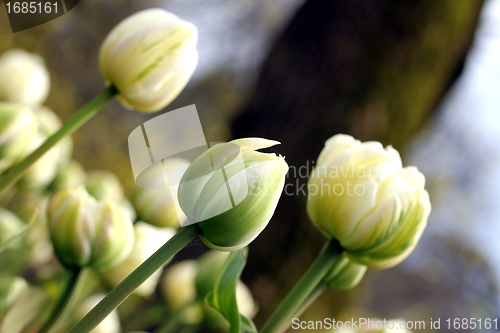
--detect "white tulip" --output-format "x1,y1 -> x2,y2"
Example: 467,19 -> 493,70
47,188 -> 135,269
99,9 -> 198,112
178,138 -> 288,251
307,134 -> 431,269
0,49 -> 50,107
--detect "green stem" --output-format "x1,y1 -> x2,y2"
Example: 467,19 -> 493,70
0,85 -> 118,195
295,283 -> 327,319
260,240 -> 342,333
39,267 -> 83,333
68,224 -> 202,333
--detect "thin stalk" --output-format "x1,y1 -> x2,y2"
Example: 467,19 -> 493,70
39,267 -> 83,333
260,240 -> 342,333
0,85 -> 118,194
68,224 -> 201,333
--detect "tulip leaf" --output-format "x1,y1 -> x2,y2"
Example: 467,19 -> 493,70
0,210 -> 37,254
240,314 -> 258,332
205,249 -> 257,333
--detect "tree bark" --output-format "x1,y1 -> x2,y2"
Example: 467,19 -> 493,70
231,0 -> 484,325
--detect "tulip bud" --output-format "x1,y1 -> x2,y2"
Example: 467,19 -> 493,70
323,254 -> 367,290
161,259 -> 203,324
162,259 -> 198,310
47,188 -> 134,269
51,160 -> 87,190
17,132 -> 62,191
0,102 -> 37,173
178,138 -> 288,251
0,49 -> 50,107
85,170 -> 124,202
102,222 -> 176,296
17,107 -> 72,191
307,134 -> 431,269
235,281 -> 258,318
99,9 -> 198,112
74,294 -> 121,333
0,276 -> 27,315
130,167 -> 188,228
7,192 -> 53,264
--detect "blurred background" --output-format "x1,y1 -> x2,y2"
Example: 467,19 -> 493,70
1,0 -> 499,332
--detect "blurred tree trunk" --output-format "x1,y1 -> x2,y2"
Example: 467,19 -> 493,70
231,0 -> 484,326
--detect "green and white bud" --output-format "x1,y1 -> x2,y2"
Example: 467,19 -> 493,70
307,134 -> 431,269
85,170 -> 124,202
74,294 -> 121,333
323,253 -> 367,290
0,49 -> 50,107
17,107 -> 72,191
130,184 -> 181,228
0,102 -> 37,173
99,9 -> 198,112
102,222 -> 176,297
162,259 -> 198,310
178,138 -> 288,251
17,132 -> 61,191
0,276 -> 27,315
161,259 -> 203,324
47,188 -> 134,269
7,191 -> 53,265
51,160 -> 87,190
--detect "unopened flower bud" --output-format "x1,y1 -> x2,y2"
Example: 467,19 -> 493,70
18,107 -> 72,191
47,188 -> 134,269
102,222 -> 175,296
85,170 -> 124,202
130,185 -> 181,228
0,102 -> 37,173
99,9 -> 198,112
17,132 -> 62,191
307,134 -> 431,269
162,259 -> 198,309
323,254 -> 367,290
178,138 -> 288,251
0,276 -> 27,315
51,160 -> 87,190
0,49 -> 50,107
